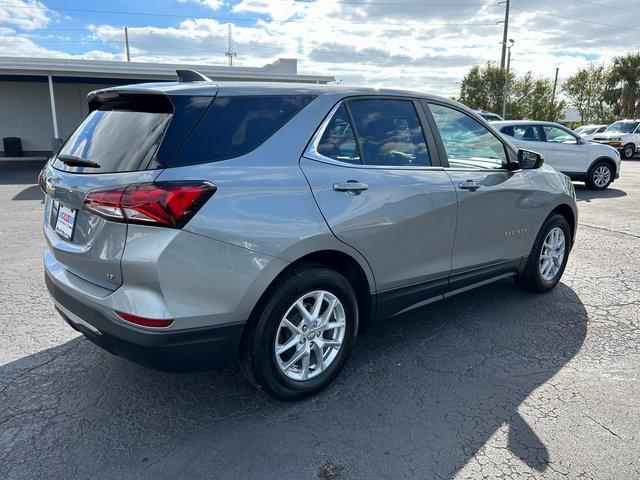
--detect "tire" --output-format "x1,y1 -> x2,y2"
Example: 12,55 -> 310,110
586,160 -> 613,190
622,143 -> 635,159
239,265 -> 358,400
516,214 -> 571,293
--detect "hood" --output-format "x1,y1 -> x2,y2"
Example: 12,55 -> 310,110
593,131 -> 626,138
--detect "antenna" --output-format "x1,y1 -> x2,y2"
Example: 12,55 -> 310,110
225,24 -> 237,67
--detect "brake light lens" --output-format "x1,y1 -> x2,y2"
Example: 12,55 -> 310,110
84,181 -> 216,228
115,311 -> 173,328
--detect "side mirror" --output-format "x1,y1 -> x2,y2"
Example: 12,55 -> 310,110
517,149 -> 544,169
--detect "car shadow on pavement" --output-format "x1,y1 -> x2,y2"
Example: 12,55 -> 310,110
0,280 -> 587,479
12,185 -> 43,201
0,161 -> 46,186
574,185 -> 626,202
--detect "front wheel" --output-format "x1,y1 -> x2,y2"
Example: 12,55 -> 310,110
240,266 -> 358,400
587,161 -> 613,190
516,214 -> 571,293
622,144 -> 635,159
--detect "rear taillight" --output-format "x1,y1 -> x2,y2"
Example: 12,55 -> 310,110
84,181 -> 215,228
115,311 -> 173,328
37,169 -> 45,194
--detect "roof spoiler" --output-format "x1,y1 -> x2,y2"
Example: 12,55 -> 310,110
176,69 -> 212,82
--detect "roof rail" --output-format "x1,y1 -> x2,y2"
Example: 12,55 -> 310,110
176,69 -> 212,82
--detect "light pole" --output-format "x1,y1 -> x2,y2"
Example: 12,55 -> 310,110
502,38 -> 514,119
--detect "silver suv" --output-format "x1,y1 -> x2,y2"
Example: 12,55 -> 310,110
41,76 -> 577,399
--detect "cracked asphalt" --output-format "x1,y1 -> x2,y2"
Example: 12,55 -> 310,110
1,160 -> 639,479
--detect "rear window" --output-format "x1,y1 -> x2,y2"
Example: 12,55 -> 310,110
171,95 -> 316,166
54,94 -> 173,173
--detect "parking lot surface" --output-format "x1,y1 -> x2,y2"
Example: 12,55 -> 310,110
1,160 -> 638,479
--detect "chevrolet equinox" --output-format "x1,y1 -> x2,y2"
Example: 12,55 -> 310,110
41,73 -> 577,400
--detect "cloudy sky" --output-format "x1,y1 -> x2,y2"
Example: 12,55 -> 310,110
0,0 -> 636,96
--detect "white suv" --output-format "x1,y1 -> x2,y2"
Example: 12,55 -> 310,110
494,120 -> 621,190
574,124 -> 607,141
591,119 -> 640,159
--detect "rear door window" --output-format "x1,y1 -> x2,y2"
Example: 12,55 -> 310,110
172,95 -> 316,166
347,99 -> 430,167
317,104 -> 360,164
512,125 -> 543,142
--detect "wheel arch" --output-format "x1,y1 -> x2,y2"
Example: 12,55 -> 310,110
548,204 -> 577,247
240,249 -> 375,352
588,156 -> 618,175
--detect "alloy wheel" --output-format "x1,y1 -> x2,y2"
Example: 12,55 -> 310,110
592,165 -> 611,188
274,291 -> 346,381
539,227 -> 566,281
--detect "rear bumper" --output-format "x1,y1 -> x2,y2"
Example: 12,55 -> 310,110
45,270 -> 244,372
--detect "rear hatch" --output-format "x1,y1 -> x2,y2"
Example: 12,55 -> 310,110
42,88 -> 214,290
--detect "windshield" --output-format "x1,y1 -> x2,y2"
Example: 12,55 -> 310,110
574,126 -> 588,134
605,121 -> 639,133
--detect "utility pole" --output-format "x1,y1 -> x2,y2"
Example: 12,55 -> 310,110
124,27 -> 131,62
502,39 -> 514,119
551,67 -> 560,121
499,0 -> 510,70
225,24 -> 237,67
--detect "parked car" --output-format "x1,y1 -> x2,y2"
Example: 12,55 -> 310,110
591,119 -> 640,159
40,76 -> 578,399
494,120 -> 620,190
574,124 -> 607,140
475,109 -> 504,122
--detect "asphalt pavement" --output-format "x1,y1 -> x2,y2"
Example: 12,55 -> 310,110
0,159 -> 638,479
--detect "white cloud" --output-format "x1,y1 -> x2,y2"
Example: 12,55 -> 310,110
0,0 -> 636,97
0,0 -> 56,31
177,0 -> 225,11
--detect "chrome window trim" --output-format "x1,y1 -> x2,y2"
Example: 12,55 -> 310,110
303,101 -> 444,171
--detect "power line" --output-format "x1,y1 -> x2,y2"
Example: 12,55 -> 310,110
509,5 -> 640,34
509,25 -> 632,48
562,0 -> 640,14
0,2 -> 490,24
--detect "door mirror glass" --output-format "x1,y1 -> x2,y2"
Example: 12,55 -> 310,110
518,149 -> 544,169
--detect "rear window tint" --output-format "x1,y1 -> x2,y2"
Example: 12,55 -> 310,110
171,95 -> 316,166
54,94 -> 174,173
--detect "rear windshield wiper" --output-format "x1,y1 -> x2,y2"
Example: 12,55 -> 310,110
57,154 -> 101,168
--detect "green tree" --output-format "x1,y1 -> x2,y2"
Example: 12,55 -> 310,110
563,65 -> 614,124
608,52 -> 640,118
459,64 -> 511,114
563,68 -> 592,123
512,73 -> 565,121
459,65 -> 562,120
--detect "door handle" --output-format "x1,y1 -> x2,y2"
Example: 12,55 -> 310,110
458,180 -> 481,191
333,180 -> 369,193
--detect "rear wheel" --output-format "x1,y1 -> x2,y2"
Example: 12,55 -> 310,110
240,266 -> 357,400
586,161 -> 612,190
622,143 -> 635,159
516,214 -> 571,293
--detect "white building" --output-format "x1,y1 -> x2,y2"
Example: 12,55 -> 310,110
0,56 -> 334,157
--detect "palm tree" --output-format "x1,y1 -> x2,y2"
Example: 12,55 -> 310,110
609,53 -> 640,118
